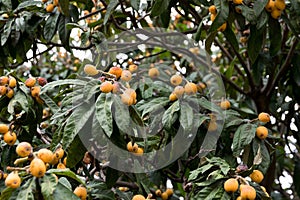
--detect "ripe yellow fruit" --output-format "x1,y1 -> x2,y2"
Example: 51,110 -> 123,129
127,141 -> 138,152
170,74 -> 182,86
161,192 -> 168,200
74,186 -> 88,200
173,86 -> 185,98
84,64 -> 99,76
0,76 -> 9,85
233,0 -> 243,4
31,86 -> 41,98
57,163 -> 66,169
129,64 -> 138,72
54,147 -> 64,159
1,13 -> 9,19
5,171 -> 21,188
218,23 -> 227,32
256,126 -> 268,139
210,13 -> 216,21
6,88 -> 14,98
155,189 -> 162,196
108,67 -> 123,79
274,0 -> 285,10
30,158 -> 47,178
112,82 -> 120,94
25,77 -> 36,87
265,0 -> 275,12
121,88 -> 137,106
224,178 -> 239,193
0,86 -> 7,95
16,142 -> 32,157
208,5 -> 217,14
184,82 -> 197,95
169,93 -> 177,101
3,131 -> 17,146
208,121 -> 218,131
46,3 -> 55,12
121,70 -> 132,82
148,67 -> 160,78
134,147 -> 144,156
271,9 -> 281,19
100,81 -> 113,93
63,157 -> 67,166
38,148 -> 54,163
49,154 -> 60,165
53,0 -> 59,6
250,170 -> 264,183
240,185 -> 256,200
8,77 -> 17,88
166,188 -> 173,196
220,100 -> 231,110
258,112 -> 270,123
235,7 -> 242,14
119,186 -> 129,191
132,194 -> 145,200
0,124 -> 9,134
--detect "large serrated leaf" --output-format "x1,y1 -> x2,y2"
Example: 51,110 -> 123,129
268,17 -> 282,56
40,93 -> 59,113
7,91 -> 29,114
151,0 -> 171,16
16,178 -> 35,200
162,100 -> 180,130
232,123 -> 256,157
41,174 -> 58,200
179,102 -> 194,132
13,0 -> 41,12
58,15 -> 71,51
253,0 -> 269,18
137,97 -> 169,117
103,0 -> 118,25
96,93 -> 113,137
247,25 -> 265,63
223,25 -> 239,52
53,182 -> 81,200
47,169 -> 85,185
58,0 -> 69,16
66,135 -> 86,168
112,95 -> 131,132
41,79 -> 87,94
1,20 -> 13,46
44,12 -> 60,42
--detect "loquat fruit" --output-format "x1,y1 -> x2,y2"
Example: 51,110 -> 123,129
25,77 -> 36,87
121,70 -> 132,82
240,185 -> 256,200
54,147 -> 64,159
63,157 -> 67,166
112,82 -> 120,94
249,170 -> 264,183
166,188 -> 173,196
127,141 -> 137,152
271,9 -> 281,19
57,163 -> 66,169
218,23 -> 227,32
210,13 -> 216,21
208,5 -> 217,14
128,64 -> 138,72
37,148 -> 54,163
53,0 -> 59,5
173,86 -> 185,98
1,13 -> 9,19
0,124 -> 9,134
161,192 -> 168,200
16,142 -> 32,157
49,154 -> 60,165
258,112 -> 270,123
37,77 -> 47,86
170,74 -> 182,86
235,7 -> 242,14
31,86 -> 41,98
184,82 -> 197,95
121,88 -> 137,106
30,158 -> 47,178
74,186 -> 88,200
274,0 -> 285,11
46,3 -> 55,13
6,88 -> 14,98
3,131 -> 17,146
0,76 -> 9,85
132,194 -> 145,200
84,64 -> 99,76
0,85 -> 7,95
224,178 -> 239,193
233,0 -> 243,4
265,0 -> 275,12
8,77 -> 17,88
134,147 -> 144,156
236,196 -> 242,200
169,93 -> 177,101
256,126 -> 268,139
148,67 -> 160,78
208,121 -> 218,132
5,171 -> 21,189
108,66 -> 123,79
155,189 -> 162,196
100,81 -> 113,93
220,100 -> 231,110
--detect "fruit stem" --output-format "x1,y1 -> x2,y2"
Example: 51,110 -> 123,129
14,157 -> 29,165
249,118 -> 259,123
6,166 -> 29,171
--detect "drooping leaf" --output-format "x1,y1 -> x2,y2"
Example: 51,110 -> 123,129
232,123 -> 256,157
162,100 -> 180,130
112,94 -> 131,132
66,135 -> 86,168
268,17 -> 282,56
58,0 -> 69,16
1,20 -> 13,46
44,12 -> 60,42
58,15 -> 71,51
179,102 -> 194,132
16,178 -> 35,200
205,31 -> 217,54
96,93 -> 113,137
247,25 -> 265,63
52,182 -> 81,200
41,174 -> 58,200
151,0 -> 171,16
103,0 -> 118,25
47,169 -> 85,185
13,0 -> 41,12
252,139 -> 270,174
209,0 -> 229,32
41,79 -> 87,94
253,0 -> 269,18
7,91 -> 29,114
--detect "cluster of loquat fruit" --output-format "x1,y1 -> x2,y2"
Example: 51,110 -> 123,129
84,63 -> 138,106
265,0 -> 286,19
131,188 -> 174,200
126,141 -> 144,156
83,2 -> 105,25
0,75 -> 17,98
25,77 -> 47,104
43,0 -> 61,13
208,5 -> 227,32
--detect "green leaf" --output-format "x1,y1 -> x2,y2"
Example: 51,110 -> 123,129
15,17 -> 25,33
0,187 -> 15,200
53,182 -> 80,200
252,139 -> 270,174
105,167 -> 119,188
294,158 -> 300,198
58,177 -> 72,190
194,184 -> 227,200
40,93 -> 59,114
151,0 -> 171,16
224,118 -> 243,128
58,15 -> 71,51
205,31 -> 217,54
47,169 -> 85,185
16,178 -> 35,200
7,91 -> 29,114
253,0 -> 269,18
112,94 -> 131,132
83,79 -> 100,101
268,17 -> 282,56
198,97 -> 222,113
104,0 -> 118,25
223,25 -> 239,52
14,1 -> 41,12
137,97 -> 169,117
130,0 -> 140,10
247,25 -> 265,63
179,102 -> 193,132
232,123 -> 256,157
162,100 -> 180,130
58,0 -> 69,16
1,20 -> 13,46
239,5 -> 257,23
188,163 -> 214,181
66,23 -> 84,30
66,135 -> 86,168
209,0 -> 229,32
96,93 -> 113,137
44,12 -> 60,42
2,0 -> 12,9
41,174 -> 58,200
256,10 -> 268,30
41,79 -> 87,94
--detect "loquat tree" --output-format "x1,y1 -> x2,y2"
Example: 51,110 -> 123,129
0,0 -> 299,199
